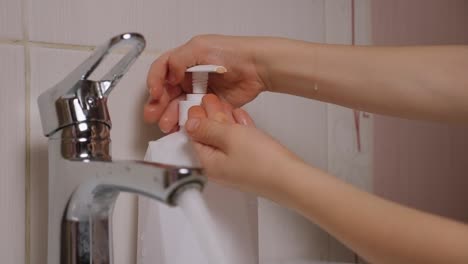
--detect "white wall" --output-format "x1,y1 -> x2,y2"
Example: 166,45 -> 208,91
0,0 -> 373,263
0,44 -> 26,264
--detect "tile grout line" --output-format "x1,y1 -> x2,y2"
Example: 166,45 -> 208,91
21,0 -> 31,263
3,20 -> 160,264
0,39 -> 24,45
0,38 -> 163,55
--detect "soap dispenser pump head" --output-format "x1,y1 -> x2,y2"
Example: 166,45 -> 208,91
178,65 -> 227,126
186,65 -> 227,94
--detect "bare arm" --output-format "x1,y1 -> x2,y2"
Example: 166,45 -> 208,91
272,160 -> 468,264
254,38 -> 468,122
145,35 -> 468,129
186,95 -> 468,264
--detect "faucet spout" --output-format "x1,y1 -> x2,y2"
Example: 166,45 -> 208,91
66,161 -> 203,222
61,160 -> 204,264
43,123 -> 205,264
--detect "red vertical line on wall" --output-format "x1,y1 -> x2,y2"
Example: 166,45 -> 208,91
351,0 -> 362,153
352,0 -> 362,263
351,0 -> 355,45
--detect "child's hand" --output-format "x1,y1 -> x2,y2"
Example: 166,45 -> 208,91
185,94 -> 301,196
144,35 -> 268,133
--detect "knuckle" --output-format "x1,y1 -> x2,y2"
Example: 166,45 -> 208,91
167,56 -> 184,75
166,53 -> 178,66
189,35 -> 207,45
188,34 -> 214,51
213,112 -> 228,123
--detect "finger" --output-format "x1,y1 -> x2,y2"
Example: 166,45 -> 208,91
147,51 -> 171,99
188,105 -> 208,119
201,94 -> 225,119
233,108 -> 255,127
191,141 -> 225,173
221,101 -> 235,124
187,107 -> 224,170
166,44 -> 197,86
166,83 -> 183,100
143,84 -> 182,125
185,117 -> 231,151
143,95 -> 169,124
159,94 -> 185,133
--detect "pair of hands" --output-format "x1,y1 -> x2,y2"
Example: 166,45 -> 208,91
144,34 -> 266,132
143,35 -> 299,193
142,35 -> 468,264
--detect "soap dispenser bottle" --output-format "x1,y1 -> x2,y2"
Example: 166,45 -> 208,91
142,65 -> 258,264
144,65 -> 226,167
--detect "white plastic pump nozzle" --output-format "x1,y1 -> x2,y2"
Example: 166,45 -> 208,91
179,65 -> 227,126
145,65 -> 226,168
187,65 -> 227,94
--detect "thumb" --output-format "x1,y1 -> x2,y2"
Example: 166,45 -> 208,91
185,117 -> 231,151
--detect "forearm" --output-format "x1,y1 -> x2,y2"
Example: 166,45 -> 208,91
254,38 -> 468,122
268,160 -> 468,264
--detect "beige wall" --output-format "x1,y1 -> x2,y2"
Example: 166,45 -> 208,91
371,0 -> 468,222
0,0 -> 373,263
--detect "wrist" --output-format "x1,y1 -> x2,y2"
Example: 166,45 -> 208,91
250,36 -> 286,93
255,154 -> 309,204
252,37 -> 317,94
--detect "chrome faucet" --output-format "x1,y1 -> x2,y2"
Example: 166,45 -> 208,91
37,33 -> 205,264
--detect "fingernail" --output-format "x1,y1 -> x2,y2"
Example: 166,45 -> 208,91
213,112 -> 228,123
239,118 -> 248,126
185,118 -> 200,132
160,126 -> 170,134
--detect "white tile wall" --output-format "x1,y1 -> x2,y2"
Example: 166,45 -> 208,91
29,46 -> 160,264
246,93 -> 331,262
29,47 -> 88,264
354,0 -> 372,46
257,197 -> 329,262
27,0 -> 324,51
0,0 -> 22,39
0,44 -> 26,264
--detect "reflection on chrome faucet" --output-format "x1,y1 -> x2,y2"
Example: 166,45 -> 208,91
37,33 -> 205,264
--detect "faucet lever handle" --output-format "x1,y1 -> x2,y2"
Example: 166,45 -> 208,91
84,33 -> 146,96
60,32 -> 146,98
38,33 -> 146,137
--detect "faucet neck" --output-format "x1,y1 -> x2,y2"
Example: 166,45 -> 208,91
50,122 -> 112,162
49,80 -> 113,137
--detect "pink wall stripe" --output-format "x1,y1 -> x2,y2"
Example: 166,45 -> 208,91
371,0 -> 468,221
